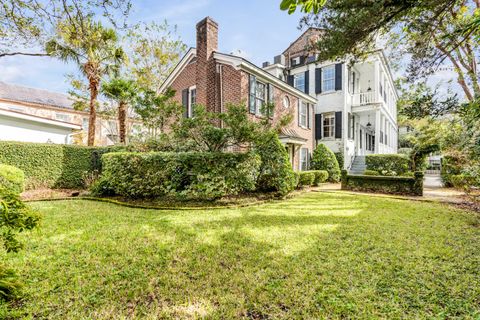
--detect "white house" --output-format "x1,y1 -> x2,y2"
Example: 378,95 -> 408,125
0,108 -> 81,144
264,28 -> 398,170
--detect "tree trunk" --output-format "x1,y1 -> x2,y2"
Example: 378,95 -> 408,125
88,82 -> 98,146
118,101 -> 127,144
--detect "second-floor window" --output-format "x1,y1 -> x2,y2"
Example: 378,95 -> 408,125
322,66 -> 335,92
323,112 -> 335,138
294,73 -> 305,92
82,118 -> 89,131
56,113 -> 71,122
255,81 -> 267,115
299,101 -> 308,127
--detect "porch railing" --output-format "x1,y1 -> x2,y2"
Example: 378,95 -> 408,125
352,91 -> 378,106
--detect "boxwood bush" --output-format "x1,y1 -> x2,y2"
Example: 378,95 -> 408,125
0,164 -> 25,194
0,141 -> 120,189
254,131 -> 297,196
298,171 -> 315,187
310,144 -> 341,182
101,151 -> 261,200
365,154 -> 411,176
311,170 -> 329,185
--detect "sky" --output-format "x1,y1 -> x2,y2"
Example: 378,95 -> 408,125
0,0 -> 461,99
0,0 -> 305,94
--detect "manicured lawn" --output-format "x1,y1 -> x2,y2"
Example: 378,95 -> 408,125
1,192 -> 479,319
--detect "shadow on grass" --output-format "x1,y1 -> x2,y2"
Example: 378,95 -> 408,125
2,192 -> 479,319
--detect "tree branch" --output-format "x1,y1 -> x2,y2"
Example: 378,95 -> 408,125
0,51 -> 49,58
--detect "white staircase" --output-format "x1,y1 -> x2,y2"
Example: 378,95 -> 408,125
350,156 -> 367,175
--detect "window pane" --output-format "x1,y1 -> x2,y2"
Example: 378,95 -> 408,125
294,74 -> 305,92
322,66 -> 335,92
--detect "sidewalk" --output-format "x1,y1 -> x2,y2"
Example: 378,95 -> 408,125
316,183 -> 465,204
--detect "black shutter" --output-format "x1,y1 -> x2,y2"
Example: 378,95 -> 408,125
335,111 -> 342,139
315,68 -> 322,94
304,70 -> 309,94
287,75 -> 294,86
315,114 -> 322,140
335,63 -> 342,91
182,89 -> 189,118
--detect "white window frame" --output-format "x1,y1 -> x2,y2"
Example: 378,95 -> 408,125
294,73 -> 305,92
299,148 -> 309,171
55,113 -> 71,122
299,101 -> 308,128
322,112 -> 335,139
322,65 -> 335,92
188,86 -> 196,117
82,118 -> 89,131
255,80 -> 267,115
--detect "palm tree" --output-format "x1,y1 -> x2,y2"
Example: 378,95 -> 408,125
101,78 -> 138,144
46,19 -> 125,146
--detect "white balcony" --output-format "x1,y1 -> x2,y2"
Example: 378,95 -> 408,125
352,91 -> 380,106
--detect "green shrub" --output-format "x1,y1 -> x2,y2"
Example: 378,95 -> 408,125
398,148 -> 413,156
309,170 -> 329,185
90,177 -> 116,196
334,152 -> 344,169
101,151 -> 261,200
0,185 -> 40,302
298,172 -> 315,187
293,172 -> 300,189
0,164 -> 25,194
364,170 -> 379,176
0,264 -> 22,302
342,170 -> 424,196
0,190 -> 41,253
0,141 -> 119,189
310,144 -> 341,182
254,131 -> 297,196
365,154 -> 411,176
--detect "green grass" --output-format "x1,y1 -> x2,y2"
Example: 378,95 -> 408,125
1,192 -> 479,319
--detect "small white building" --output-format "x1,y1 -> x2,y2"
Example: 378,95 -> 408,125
0,108 -> 81,144
264,28 -> 398,170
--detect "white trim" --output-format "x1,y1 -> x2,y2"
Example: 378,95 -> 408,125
159,48 -> 197,92
188,85 -> 196,117
0,108 -> 81,130
214,52 -> 317,104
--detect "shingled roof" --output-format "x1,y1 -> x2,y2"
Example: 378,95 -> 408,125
0,81 -> 73,110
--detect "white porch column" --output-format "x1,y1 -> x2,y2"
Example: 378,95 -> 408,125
374,108 -> 381,154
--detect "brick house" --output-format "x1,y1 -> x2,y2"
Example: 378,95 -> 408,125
264,28 -> 398,172
161,17 -> 317,171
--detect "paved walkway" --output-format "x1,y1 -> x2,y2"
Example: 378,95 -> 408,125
424,174 -> 444,188
316,183 -> 465,204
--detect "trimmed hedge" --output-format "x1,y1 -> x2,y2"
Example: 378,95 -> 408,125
299,172 -> 315,186
341,170 -> 424,196
364,170 -> 379,176
365,154 -> 411,176
334,152 -> 344,169
311,144 -> 341,182
309,170 -> 329,185
254,131 -> 297,196
0,141 -> 120,189
101,151 -> 261,200
0,164 -> 25,194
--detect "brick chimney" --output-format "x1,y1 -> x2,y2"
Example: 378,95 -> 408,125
196,17 -> 218,111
